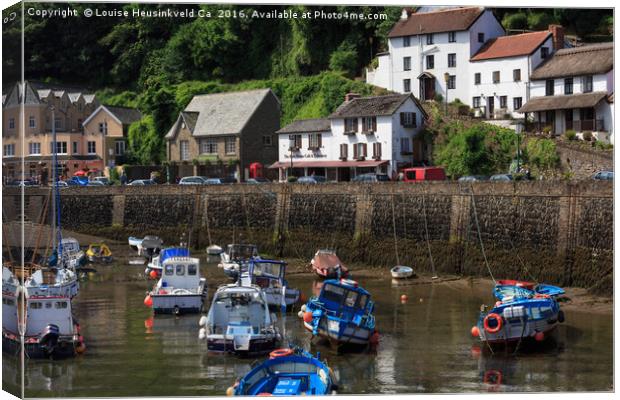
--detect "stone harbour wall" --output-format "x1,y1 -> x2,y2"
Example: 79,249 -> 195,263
3,181 -> 612,294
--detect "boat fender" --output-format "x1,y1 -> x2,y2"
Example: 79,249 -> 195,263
534,331 -> 545,342
225,387 -> 235,396
300,304 -> 307,312
269,348 -> 294,359
297,311 -> 304,319
483,370 -> 502,386
558,310 -> 565,323
483,313 -> 503,334
76,338 -> 86,354
471,326 -> 480,338
173,306 -> 181,316
257,393 -> 273,396
303,312 -> 313,323
149,270 -> 158,280
198,328 -> 206,340
199,316 -> 207,327
370,330 -> 380,346
144,295 -> 153,307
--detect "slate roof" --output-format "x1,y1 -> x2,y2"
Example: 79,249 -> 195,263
103,105 -> 143,125
180,111 -> 199,133
388,7 -> 485,38
530,43 -> 613,80
68,93 -> 82,103
471,31 -> 552,61
3,81 -> 42,107
276,118 -> 331,134
83,94 -> 96,104
518,92 -> 608,113
329,94 -> 427,119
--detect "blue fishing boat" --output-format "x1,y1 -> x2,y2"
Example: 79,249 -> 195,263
300,278 -> 377,349
229,347 -> 337,396
471,282 -> 565,347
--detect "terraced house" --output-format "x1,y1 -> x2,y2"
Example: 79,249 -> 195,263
2,81 -> 99,183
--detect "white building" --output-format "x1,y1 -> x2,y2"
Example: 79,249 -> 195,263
519,43 -> 614,143
367,7 -> 504,103
271,93 -> 428,181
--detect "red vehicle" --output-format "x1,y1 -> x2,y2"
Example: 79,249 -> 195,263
401,167 -> 446,182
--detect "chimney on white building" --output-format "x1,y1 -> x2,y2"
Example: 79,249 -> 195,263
549,24 -> 565,50
400,8 -> 413,20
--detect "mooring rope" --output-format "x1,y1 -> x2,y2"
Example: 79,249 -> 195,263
469,184 -> 495,284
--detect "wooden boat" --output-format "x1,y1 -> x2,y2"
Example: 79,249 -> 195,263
199,284 -> 280,356
301,278 -> 377,350
390,265 -> 414,279
230,347 -> 337,396
145,257 -> 207,315
218,244 -> 260,280
238,259 -> 301,311
85,243 -> 112,263
310,249 -> 349,279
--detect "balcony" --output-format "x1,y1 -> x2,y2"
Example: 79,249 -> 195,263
566,119 -> 605,132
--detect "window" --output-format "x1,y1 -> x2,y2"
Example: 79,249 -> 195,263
188,264 -> 197,276
403,79 -> 411,93
500,96 -> 507,109
474,73 -> 481,85
400,112 -> 417,127
262,135 -> 272,146
362,117 -> 377,133
339,143 -> 348,159
54,301 -> 68,309
403,57 -> 411,71
98,122 -> 107,135
403,36 -> 410,47
30,302 -> 42,309
564,78 -> 573,95
175,264 -> 185,275
344,118 -> 358,133
72,141 -> 78,154
353,143 -> 367,159
426,33 -> 434,45
583,75 -> 593,93
9,118 -> 15,129
3,144 -> 15,157
180,140 -> 189,161
289,134 -> 302,150
46,302 -> 52,309
115,140 -> 125,155
225,137 -> 236,155
54,118 -> 62,130
545,79 -> 554,96
478,32 -> 485,43
200,138 -> 218,154
426,55 -> 434,69
50,142 -> 67,154
473,97 -> 481,108
345,291 -> 358,307
447,75 -> 456,90
492,71 -> 500,84
29,142 -> 41,155
308,133 -> 322,149
448,53 -> 456,68
87,141 -> 96,154
400,137 -> 411,153
372,142 -> 382,159
513,69 -> 521,82
513,97 -> 523,110
448,31 -> 456,42
541,47 -> 549,59
29,115 -> 35,128
165,265 -> 174,276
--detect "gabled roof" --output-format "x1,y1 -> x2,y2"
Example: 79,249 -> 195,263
329,94 -> 428,119
530,43 -> 613,80
37,89 -> 52,99
83,94 -> 96,104
276,118 -> 331,134
388,7 -> 485,38
2,81 -> 42,107
82,105 -> 142,127
180,111 -> 199,133
68,93 -> 83,103
518,92 -> 608,113
471,31 -> 552,61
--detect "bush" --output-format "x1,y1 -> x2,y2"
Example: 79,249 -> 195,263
564,130 -> 577,141
542,125 -> 552,136
527,12 -> 555,30
526,138 -> 560,175
594,141 -> 613,150
287,176 -> 298,183
434,93 -> 444,103
502,12 -> 529,30
582,131 -> 593,141
329,42 -> 358,79
109,167 -> 120,184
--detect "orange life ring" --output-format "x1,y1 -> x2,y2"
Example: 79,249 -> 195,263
269,348 -> 294,359
483,313 -> 503,334
483,369 -> 503,385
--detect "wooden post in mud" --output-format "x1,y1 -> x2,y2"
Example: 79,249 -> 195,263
273,185 -> 291,257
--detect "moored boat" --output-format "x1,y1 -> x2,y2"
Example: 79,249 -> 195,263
390,265 -> 414,279
85,243 -> 113,263
229,347 -> 338,396
301,278 -> 377,350
24,266 -> 79,299
218,244 -> 260,280
145,247 -> 190,279
199,283 -> 280,356
60,238 -> 86,270
207,244 -> 223,255
145,256 -> 207,315
310,249 -> 349,279
238,259 -> 301,311
129,235 -> 164,257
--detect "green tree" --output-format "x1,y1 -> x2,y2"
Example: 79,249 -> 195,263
126,116 -> 164,165
502,12 -> 528,30
435,127 -> 490,178
524,138 -> 559,176
329,42 -> 358,78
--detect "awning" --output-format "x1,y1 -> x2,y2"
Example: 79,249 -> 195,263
518,92 -> 608,113
269,160 -> 389,169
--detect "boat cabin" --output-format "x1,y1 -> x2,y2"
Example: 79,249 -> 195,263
241,260 -> 286,288
318,280 -> 373,315
208,286 -> 271,335
158,257 -> 201,292
25,296 -> 74,336
60,238 -> 80,255
225,244 -> 259,261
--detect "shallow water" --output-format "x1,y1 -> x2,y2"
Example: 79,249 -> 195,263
2,259 -> 613,396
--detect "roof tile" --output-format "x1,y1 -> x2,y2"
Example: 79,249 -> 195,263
471,31 -> 551,61
388,7 -> 484,38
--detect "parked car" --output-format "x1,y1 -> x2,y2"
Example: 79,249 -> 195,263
93,176 -> 112,185
51,181 -> 69,188
7,179 -> 39,187
401,167 -> 446,182
352,173 -> 390,183
246,177 -> 271,184
458,175 -> 489,182
128,179 -> 156,186
86,181 -> 106,186
297,176 -> 327,184
68,176 -> 89,186
592,171 -> 613,180
204,177 -> 237,185
179,176 -> 206,185
489,174 -> 513,181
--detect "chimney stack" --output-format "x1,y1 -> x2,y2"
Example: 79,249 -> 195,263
549,24 -> 565,51
345,93 -> 360,102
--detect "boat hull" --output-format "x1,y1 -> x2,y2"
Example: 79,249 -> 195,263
207,335 -> 279,356
303,319 -> 371,348
2,331 -> 79,359
264,289 -> 301,311
151,294 -> 204,314
391,266 -> 414,279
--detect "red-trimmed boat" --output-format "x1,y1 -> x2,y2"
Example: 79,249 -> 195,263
310,249 -> 349,279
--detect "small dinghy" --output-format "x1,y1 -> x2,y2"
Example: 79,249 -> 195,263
229,347 -> 337,396
85,243 -> 112,263
390,265 -> 414,279
310,249 -> 349,279
207,244 -> 223,256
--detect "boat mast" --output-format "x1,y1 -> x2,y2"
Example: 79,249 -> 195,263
51,105 -> 63,259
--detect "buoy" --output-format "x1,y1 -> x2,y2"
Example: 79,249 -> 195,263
370,330 -> 380,346
534,331 -> 545,342
400,294 -> 408,303
270,348 -> 294,359
76,339 -> 86,354
471,326 -> 480,338
199,316 -> 207,327
299,293 -> 307,303
297,311 -> 304,319
303,312 -> 313,323
226,386 -> 234,396
301,304 -> 307,312
558,310 -> 565,323
144,295 -> 153,307
149,270 -> 158,279
144,317 -> 154,329
198,328 -> 206,340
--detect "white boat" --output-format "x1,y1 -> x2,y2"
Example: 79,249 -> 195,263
145,247 -> 190,279
128,236 -> 143,252
207,244 -> 223,255
129,235 -> 164,257
146,257 -> 207,315
218,244 -> 260,279
390,265 -> 414,279
24,267 -> 79,299
60,238 -> 85,269
199,284 -> 280,356
238,259 -> 301,311
2,266 -> 20,351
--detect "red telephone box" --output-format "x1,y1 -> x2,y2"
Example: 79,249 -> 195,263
249,162 -> 263,179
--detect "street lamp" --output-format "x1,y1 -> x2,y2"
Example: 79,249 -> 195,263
443,72 -> 450,115
515,122 -> 524,173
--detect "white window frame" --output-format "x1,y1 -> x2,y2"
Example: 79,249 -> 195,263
87,141 -> 97,154
180,140 -> 190,161
29,142 -> 41,155
308,133 -> 322,149
200,138 -> 218,155
115,140 -> 126,155
3,144 -> 15,157
98,122 -> 108,135
51,142 -> 68,155
225,137 -> 236,155
29,115 -> 36,128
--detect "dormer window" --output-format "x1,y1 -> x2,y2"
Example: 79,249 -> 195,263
426,34 -> 434,45
403,36 -> 410,47
478,33 -> 485,43
541,47 -> 549,59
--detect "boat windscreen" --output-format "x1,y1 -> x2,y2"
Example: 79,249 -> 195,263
494,285 -> 535,301
321,284 -> 346,305
253,262 -> 283,278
